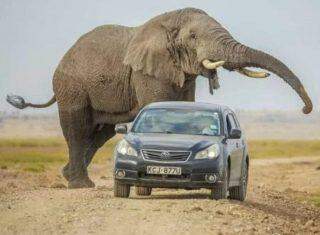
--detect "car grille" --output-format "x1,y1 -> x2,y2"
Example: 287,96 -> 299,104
141,149 -> 191,162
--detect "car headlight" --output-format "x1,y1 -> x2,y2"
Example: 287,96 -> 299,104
117,139 -> 138,157
195,144 -> 220,159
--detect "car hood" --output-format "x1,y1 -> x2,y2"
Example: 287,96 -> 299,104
125,133 -> 223,152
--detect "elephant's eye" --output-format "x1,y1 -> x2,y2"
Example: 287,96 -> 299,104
190,32 -> 197,40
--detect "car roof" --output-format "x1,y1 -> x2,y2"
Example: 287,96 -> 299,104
143,101 -> 231,113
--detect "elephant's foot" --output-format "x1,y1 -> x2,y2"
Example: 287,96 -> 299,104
68,177 -> 95,189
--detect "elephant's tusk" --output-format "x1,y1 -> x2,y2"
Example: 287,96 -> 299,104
236,68 -> 270,78
202,59 -> 225,70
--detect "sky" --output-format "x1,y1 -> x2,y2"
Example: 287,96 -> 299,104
0,0 -> 319,115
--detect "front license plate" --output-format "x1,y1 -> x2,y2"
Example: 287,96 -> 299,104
147,166 -> 181,175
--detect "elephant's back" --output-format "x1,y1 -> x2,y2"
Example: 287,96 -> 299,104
53,25 -> 137,113
54,25 -> 134,77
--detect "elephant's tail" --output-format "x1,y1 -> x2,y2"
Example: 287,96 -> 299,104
6,94 -> 56,109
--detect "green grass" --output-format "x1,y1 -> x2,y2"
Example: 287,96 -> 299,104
0,138 -> 65,147
0,137 -> 118,171
23,163 -> 46,173
311,194 -> 320,207
0,138 -> 319,172
0,150 -> 66,173
248,140 -> 320,159
0,151 -> 66,163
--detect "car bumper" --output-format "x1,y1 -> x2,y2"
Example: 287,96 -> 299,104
114,154 -> 224,189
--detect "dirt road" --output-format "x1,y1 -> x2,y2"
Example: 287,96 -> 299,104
1,156 -> 320,235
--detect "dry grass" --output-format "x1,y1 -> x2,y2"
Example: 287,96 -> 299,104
1,138 -> 320,172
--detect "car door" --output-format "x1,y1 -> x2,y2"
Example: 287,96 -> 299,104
231,112 -> 245,179
224,112 -> 237,182
226,112 -> 243,185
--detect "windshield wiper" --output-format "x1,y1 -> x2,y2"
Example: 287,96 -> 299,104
198,133 -> 216,136
138,131 -> 174,134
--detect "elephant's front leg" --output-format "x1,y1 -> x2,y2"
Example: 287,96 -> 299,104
179,79 -> 196,102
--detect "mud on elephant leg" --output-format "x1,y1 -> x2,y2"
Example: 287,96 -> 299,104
59,107 -> 95,189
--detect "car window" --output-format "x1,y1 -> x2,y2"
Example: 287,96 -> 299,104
230,113 -> 240,128
226,114 -> 237,134
132,108 -> 222,136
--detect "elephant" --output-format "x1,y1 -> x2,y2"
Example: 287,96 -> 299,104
7,8 -> 313,188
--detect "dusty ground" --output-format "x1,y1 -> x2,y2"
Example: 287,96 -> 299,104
0,156 -> 319,235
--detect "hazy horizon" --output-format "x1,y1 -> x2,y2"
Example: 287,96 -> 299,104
1,0 -> 319,115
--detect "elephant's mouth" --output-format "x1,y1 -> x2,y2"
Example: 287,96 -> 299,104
201,59 -> 270,79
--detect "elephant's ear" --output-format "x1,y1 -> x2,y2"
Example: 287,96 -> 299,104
124,22 -> 185,87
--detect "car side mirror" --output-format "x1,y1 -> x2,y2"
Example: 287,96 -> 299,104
229,128 -> 241,139
115,124 -> 127,134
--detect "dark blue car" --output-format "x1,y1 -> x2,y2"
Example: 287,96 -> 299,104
113,102 -> 249,200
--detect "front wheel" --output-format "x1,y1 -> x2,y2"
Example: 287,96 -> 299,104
210,166 -> 229,200
114,180 -> 130,198
229,160 -> 248,201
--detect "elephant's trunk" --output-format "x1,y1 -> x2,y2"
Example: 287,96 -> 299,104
220,37 -> 313,114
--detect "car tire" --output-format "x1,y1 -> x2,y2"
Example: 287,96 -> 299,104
229,160 -> 248,201
114,180 -> 130,198
210,165 -> 229,200
135,186 -> 152,196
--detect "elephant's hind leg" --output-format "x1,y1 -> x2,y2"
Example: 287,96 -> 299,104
84,124 -> 116,166
59,106 -> 96,188
61,123 -> 116,187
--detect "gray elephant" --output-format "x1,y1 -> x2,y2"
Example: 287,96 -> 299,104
7,8 -> 313,188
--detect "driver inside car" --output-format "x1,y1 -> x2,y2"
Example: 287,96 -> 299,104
200,116 -> 220,136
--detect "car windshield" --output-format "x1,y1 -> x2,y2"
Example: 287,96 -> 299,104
132,108 -> 221,136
